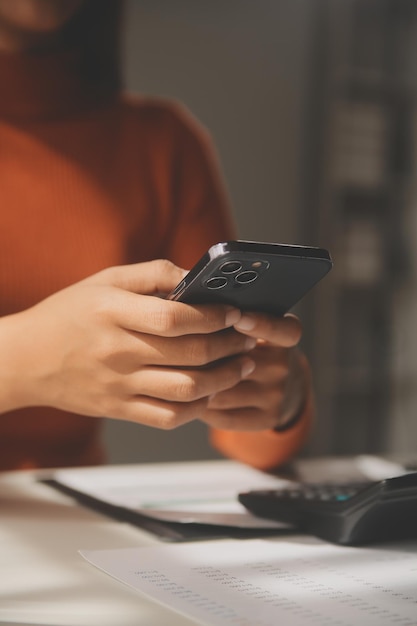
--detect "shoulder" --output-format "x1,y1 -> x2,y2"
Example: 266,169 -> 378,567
117,94 -> 212,149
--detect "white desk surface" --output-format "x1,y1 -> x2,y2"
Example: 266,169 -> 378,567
1,457 -> 414,626
0,466 -> 199,626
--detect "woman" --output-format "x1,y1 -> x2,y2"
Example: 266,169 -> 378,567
0,0 -> 313,471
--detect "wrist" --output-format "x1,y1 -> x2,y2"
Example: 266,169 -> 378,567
273,349 -> 310,433
0,310 -> 38,413
273,396 -> 307,432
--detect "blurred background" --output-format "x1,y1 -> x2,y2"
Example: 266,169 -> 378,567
104,0 -> 417,464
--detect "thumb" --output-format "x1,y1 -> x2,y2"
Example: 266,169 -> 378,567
86,259 -> 188,296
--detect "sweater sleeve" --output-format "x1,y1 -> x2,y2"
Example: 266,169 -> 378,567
158,101 -> 313,469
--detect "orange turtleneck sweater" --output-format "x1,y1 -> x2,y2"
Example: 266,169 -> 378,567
0,47 -> 312,471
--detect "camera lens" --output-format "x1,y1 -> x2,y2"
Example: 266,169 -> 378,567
220,261 -> 242,274
206,276 -> 228,289
235,271 -> 258,284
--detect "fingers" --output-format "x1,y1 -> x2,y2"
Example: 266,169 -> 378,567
233,312 -> 302,347
101,327 -> 256,373
200,346 -> 288,431
126,329 -> 257,367
205,348 -> 287,416
202,373 -> 285,430
122,355 -> 255,402
98,355 -> 256,430
122,396 -> 208,429
87,259 -> 188,295
99,288 -> 240,337
201,345 -> 308,431
207,379 -> 281,412
83,259 -> 247,337
87,260 -> 245,337
97,394 -> 209,429
202,406 -> 279,431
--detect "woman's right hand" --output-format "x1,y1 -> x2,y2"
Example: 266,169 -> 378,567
0,260 -> 256,428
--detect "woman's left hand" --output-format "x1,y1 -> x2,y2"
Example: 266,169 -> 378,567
201,312 -> 309,431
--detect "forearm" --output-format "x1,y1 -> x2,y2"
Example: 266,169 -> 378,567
0,310 -> 34,413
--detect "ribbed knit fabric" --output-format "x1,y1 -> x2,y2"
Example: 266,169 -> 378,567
0,46 -> 311,470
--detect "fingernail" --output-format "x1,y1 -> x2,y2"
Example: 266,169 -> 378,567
245,337 -> 257,350
225,306 -> 241,326
235,314 -> 256,331
241,358 -> 255,378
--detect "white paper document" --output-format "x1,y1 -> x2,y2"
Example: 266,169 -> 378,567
81,537 -> 417,626
54,460 -> 291,528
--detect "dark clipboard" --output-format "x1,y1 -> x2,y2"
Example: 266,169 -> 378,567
41,478 -> 294,542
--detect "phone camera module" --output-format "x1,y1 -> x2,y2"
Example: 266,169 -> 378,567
235,271 -> 258,284
206,276 -> 228,289
220,261 -> 242,274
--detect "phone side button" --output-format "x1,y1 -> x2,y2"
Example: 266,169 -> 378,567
171,280 -> 186,297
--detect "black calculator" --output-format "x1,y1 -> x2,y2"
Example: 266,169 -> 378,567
238,472 -> 417,545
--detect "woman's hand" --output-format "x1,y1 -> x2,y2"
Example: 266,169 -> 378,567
0,260 -> 258,428
201,312 -> 309,431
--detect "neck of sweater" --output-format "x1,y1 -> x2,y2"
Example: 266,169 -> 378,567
0,45 -> 117,121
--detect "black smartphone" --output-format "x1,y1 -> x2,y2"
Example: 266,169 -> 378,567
168,240 -> 333,316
